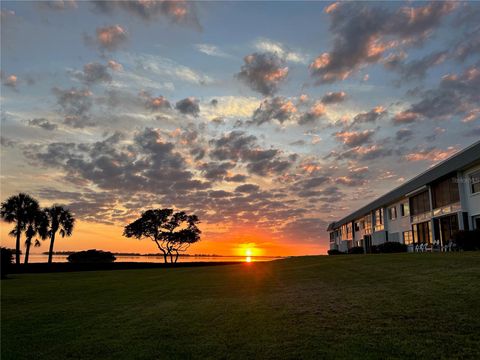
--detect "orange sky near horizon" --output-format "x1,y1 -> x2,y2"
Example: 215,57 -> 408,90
0,219 -> 329,257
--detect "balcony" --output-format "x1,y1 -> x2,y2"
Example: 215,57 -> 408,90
411,202 -> 462,223
432,202 -> 462,217
411,211 -> 432,224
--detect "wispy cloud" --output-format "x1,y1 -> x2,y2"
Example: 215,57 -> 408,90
253,38 -> 308,64
195,44 -> 232,58
121,53 -> 214,85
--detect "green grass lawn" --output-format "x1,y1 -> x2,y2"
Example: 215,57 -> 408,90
2,253 -> 480,359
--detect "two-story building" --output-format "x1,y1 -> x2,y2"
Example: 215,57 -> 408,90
328,141 -> 480,252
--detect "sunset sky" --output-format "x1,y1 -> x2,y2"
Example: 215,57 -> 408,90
1,1 -> 479,256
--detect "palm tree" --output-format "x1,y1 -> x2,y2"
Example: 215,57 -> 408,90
24,210 -> 48,264
1,193 -> 40,265
44,206 -> 75,264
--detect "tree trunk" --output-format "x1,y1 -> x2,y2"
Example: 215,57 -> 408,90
48,232 -> 56,264
169,252 -> 174,263
174,250 -> 179,263
24,238 -> 32,264
15,222 -> 21,265
153,239 -> 168,263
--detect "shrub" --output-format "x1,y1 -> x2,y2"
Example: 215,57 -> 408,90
452,230 -> 480,251
327,249 -> 345,255
1,247 -> 14,278
377,241 -> 408,253
369,245 -> 380,254
348,246 -> 364,254
67,249 -> 116,263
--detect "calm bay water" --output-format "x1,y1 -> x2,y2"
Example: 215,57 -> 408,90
24,254 -> 283,263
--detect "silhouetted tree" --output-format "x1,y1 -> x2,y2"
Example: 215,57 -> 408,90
1,193 -> 40,265
1,247 -> 14,278
44,206 -> 75,264
23,210 -> 49,264
123,209 -> 201,263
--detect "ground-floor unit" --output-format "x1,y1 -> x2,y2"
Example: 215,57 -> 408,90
327,141 -> 480,252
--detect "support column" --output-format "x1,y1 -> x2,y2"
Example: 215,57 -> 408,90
428,185 -> 436,243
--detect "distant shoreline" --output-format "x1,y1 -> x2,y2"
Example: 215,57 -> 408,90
41,251 -> 284,258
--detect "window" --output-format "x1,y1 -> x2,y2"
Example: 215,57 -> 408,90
364,215 -> 372,234
410,191 -> 430,215
412,221 -> 432,244
401,203 -> 410,217
354,222 -> 360,232
374,209 -> 384,231
388,206 -> 397,220
471,171 -> 480,194
330,232 -> 335,242
341,223 -> 353,240
432,176 -> 460,208
403,231 -> 413,245
474,216 -> 480,230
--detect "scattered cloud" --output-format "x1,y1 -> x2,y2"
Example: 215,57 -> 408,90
298,102 -> 326,125
396,62 -> 480,121
395,128 -> 413,141
209,131 -> 296,176
27,118 -> 58,131
250,97 -> 297,126
38,1 -> 77,11
52,87 -> 94,128
236,52 -> 288,96
107,60 -> 123,71
321,91 -> 346,104
335,129 -> 375,147
384,50 -> 448,82
86,25 -> 128,52
140,91 -> 172,111
175,97 -> 200,117
350,106 -> 387,128
92,0 -> 201,30
1,74 -> 18,89
74,62 -> 112,84
404,146 -> 458,162
311,1 -> 456,83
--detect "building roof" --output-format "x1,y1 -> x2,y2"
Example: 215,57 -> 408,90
328,140 -> 480,230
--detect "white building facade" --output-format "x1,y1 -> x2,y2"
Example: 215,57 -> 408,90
327,141 -> 480,252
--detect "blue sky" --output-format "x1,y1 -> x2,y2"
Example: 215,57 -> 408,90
1,1 -> 479,255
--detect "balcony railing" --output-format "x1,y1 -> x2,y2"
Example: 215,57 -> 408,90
411,202 -> 462,223
411,211 -> 432,224
432,202 -> 462,217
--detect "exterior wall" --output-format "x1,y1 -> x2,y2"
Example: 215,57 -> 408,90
353,219 -> 365,247
386,200 -> 411,243
461,164 -> 480,229
371,208 -> 387,245
338,240 -> 349,252
372,231 -> 387,245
